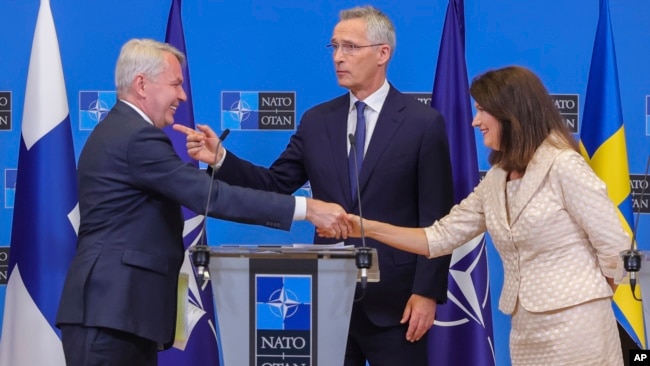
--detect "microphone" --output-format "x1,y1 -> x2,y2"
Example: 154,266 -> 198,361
192,128 -> 231,281
623,154 -> 650,301
348,133 -> 372,292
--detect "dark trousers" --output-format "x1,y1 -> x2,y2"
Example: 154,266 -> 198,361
60,325 -> 158,366
344,305 -> 429,366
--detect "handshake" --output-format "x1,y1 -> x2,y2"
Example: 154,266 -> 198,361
305,198 -> 361,240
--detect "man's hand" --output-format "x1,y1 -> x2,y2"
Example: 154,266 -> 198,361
172,124 -> 224,165
317,213 -> 361,238
306,199 -> 351,240
400,294 -> 436,342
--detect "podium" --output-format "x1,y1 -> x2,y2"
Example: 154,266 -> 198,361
206,245 -> 379,366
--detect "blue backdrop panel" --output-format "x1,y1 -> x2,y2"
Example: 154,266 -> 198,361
1,1 -> 650,365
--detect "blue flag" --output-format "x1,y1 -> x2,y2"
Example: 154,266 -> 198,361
578,0 -> 644,349
0,0 -> 78,364
158,0 -> 221,364
428,0 -> 495,365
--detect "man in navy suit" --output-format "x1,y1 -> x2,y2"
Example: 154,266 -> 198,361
177,6 -> 454,365
55,38 -> 349,366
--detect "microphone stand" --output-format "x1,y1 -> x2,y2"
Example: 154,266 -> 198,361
349,133 -> 372,299
192,129 -> 230,282
623,154 -> 650,301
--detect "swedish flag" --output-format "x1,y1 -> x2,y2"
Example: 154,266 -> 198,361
579,0 -> 644,348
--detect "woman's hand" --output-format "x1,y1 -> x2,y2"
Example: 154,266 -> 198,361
317,214 -> 362,238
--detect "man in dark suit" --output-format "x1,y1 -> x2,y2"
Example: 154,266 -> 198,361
177,6 -> 454,365
55,38 -> 349,366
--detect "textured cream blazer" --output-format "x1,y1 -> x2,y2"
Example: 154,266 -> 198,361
424,140 -> 629,314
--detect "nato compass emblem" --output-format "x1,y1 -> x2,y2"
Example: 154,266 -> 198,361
431,234 -> 495,359
256,275 -> 311,330
222,92 -> 258,130
227,98 -> 253,128
79,91 -> 116,130
267,287 -> 301,320
436,234 -> 492,328
255,275 -> 312,365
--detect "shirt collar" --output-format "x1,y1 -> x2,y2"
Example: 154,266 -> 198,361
349,79 -> 390,113
120,99 -> 154,126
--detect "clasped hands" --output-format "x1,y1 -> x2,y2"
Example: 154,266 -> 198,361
172,123 -> 363,239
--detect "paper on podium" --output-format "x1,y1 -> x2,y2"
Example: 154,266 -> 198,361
291,242 -> 354,249
173,272 -> 189,349
172,262 -> 208,350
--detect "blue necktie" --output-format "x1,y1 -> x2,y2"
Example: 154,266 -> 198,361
349,101 -> 366,201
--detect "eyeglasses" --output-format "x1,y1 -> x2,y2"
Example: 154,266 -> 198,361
326,42 -> 384,55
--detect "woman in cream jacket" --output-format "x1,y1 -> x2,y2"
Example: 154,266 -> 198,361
331,66 -> 629,365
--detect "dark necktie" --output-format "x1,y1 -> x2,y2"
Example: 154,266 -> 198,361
349,101 -> 366,201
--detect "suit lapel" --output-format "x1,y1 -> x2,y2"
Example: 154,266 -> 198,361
358,87 -> 405,199
324,96 -> 356,207
508,142 -> 563,226
488,168 -> 510,227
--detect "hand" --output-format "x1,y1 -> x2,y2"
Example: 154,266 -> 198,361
318,213 -> 362,238
306,199 -> 351,240
172,123 -> 224,165
606,277 -> 617,293
401,294 -> 436,342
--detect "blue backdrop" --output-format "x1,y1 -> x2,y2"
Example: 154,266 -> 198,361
1,1 -> 649,365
